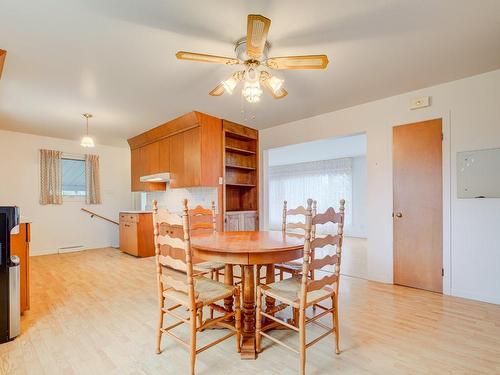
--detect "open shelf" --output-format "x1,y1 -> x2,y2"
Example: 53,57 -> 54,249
225,131 -> 256,142
225,183 -> 256,187
225,146 -> 256,155
225,164 -> 256,171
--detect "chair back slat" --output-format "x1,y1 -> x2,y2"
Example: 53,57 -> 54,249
286,206 -> 308,216
311,234 -> 341,250
312,207 -> 343,226
286,222 -> 307,231
309,254 -> 339,271
307,273 -> 338,292
156,235 -> 187,251
158,254 -> 189,273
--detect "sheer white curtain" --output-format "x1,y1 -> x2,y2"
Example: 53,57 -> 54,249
268,158 -> 352,234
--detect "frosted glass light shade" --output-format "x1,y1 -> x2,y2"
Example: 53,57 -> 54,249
80,136 -> 95,148
242,80 -> 262,103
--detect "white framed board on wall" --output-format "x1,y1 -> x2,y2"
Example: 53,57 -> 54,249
457,147 -> 500,198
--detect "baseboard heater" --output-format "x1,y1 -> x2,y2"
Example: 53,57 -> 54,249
58,245 -> 84,253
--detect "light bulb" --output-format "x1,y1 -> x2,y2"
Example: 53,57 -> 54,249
242,80 -> 262,103
80,136 -> 95,148
268,76 -> 284,93
222,77 -> 238,94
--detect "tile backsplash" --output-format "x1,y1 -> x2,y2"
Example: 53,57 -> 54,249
145,187 -> 218,214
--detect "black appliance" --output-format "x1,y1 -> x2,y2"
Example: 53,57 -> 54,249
0,206 -> 20,344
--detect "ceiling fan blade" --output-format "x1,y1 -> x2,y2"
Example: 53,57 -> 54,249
176,51 -> 239,65
266,55 -> 329,70
260,71 -> 288,99
247,15 -> 271,60
209,83 -> 225,96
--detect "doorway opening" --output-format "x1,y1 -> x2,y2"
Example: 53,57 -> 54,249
266,133 -> 368,279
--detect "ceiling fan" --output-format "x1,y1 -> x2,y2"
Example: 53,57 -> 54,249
176,15 -> 329,103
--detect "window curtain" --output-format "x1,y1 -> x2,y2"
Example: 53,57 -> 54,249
85,154 -> 102,204
39,149 -> 63,205
268,158 -> 352,234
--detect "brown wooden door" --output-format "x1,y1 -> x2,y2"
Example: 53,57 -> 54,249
393,118 -> 443,293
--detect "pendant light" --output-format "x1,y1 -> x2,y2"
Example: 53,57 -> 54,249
80,113 -> 95,148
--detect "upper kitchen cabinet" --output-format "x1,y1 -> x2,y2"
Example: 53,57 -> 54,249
127,111 -> 222,191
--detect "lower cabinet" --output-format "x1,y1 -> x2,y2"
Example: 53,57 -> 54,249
119,212 -> 155,257
225,211 -> 258,231
11,223 -> 30,314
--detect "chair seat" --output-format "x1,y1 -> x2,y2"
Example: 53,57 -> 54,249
259,276 -> 334,308
275,261 -> 303,274
194,261 -> 225,272
163,273 -> 235,308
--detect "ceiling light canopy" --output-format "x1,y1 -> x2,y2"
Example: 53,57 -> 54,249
81,113 -> 95,148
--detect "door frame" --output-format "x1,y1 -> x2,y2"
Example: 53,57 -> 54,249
391,114 -> 451,296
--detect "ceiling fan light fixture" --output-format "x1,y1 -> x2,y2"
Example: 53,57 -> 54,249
242,80 -> 262,103
222,76 -> 238,94
268,75 -> 284,94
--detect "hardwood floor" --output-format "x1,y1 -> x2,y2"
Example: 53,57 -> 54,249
1,248 -> 499,374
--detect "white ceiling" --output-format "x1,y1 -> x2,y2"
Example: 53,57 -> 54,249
1,0 -> 499,147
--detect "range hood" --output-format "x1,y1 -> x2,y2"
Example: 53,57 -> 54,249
139,172 -> 170,183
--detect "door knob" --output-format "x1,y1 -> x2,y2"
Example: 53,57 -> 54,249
395,212 -> 403,218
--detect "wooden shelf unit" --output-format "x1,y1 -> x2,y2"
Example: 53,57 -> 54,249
223,120 -> 259,230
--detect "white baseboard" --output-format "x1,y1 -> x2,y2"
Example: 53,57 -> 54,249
451,289 -> 500,305
30,246 -> 114,257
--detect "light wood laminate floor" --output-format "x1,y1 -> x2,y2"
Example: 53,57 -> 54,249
1,248 -> 499,374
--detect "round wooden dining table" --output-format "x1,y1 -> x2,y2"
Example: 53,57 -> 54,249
191,230 -> 304,359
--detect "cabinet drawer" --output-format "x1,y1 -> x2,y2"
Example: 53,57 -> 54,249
120,213 -> 139,223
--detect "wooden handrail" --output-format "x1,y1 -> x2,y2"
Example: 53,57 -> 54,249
81,208 -> 119,225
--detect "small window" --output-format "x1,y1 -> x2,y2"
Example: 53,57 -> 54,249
62,157 -> 86,196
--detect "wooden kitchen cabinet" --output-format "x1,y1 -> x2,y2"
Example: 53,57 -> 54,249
130,143 -> 164,192
225,211 -> 258,231
11,223 -> 30,314
119,212 -> 155,257
128,111 -> 222,190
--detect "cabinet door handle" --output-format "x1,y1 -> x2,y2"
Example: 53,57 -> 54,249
124,224 -> 130,227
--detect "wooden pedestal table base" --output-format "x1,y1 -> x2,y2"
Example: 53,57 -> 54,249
191,231 -> 304,359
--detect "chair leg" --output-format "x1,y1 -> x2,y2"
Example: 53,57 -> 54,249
235,286 -> 242,353
190,308 -> 197,375
215,269 -> 220,282
333,294 -> 340,354
255,287 -> 262,353
299,307 -> 307,375
292,307 -> 299,327
156,304 -> 164,354
280,270 -> 284,281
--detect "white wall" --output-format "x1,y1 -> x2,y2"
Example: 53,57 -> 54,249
0,130 -> 132,255
260,69 -> 500,305
267,134 -> 368,238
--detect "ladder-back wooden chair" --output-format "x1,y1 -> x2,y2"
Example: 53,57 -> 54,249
256,198 -> 345,375
188,201 -> 225,281
274,200 -> 317,281
153,199 -> 241,375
